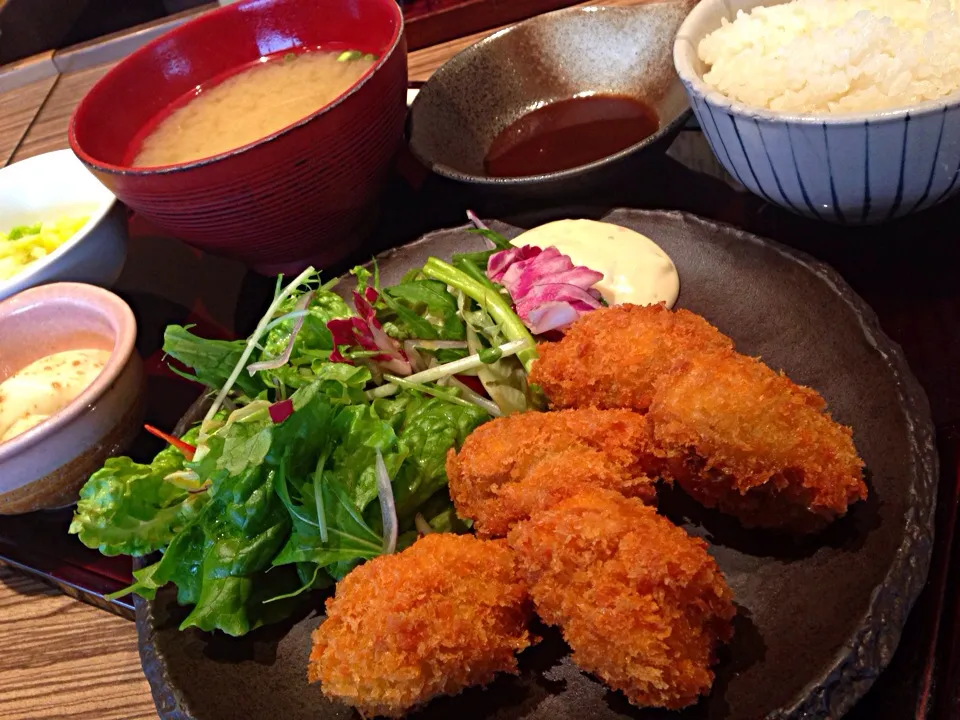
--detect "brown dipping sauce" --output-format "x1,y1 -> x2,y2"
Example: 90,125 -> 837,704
483,95 -> 659,178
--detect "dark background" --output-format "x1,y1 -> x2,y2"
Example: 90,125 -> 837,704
0,0 -> 209,65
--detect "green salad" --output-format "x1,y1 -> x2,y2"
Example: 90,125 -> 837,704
69,226 -> 549,636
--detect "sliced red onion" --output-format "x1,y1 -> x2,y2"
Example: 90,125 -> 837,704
369,323 -> 412,375
524,301 -> 583,334
467,210 -> 489,231
375,450 -> 397,555
516,283 -> 603,313
414,513 -> 434,535
488,245 -> 541,282
402,341 -> 427,373
442,375 -> 502,416
246,291 -> 315,375
486,243 -> 605,335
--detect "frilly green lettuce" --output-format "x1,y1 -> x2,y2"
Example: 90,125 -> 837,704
69,430 -> 207,557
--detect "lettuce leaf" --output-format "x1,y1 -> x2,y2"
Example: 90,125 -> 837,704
268,397 -> 402,578
117,463 -> 297,636
162,288 -> 350,398
162,326 -> 264,399
69,431 -> 207,557
271,479 -> 383,570
268,391 -> 484,580
255,290 -> 351,390
381,279 -> 465,341
391,396 -> 487,521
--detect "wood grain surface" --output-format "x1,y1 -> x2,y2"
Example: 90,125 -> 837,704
9,62 -> 112,164
0,567 -> 154,720
404,0 -> 578,49
0,74 -> 57,166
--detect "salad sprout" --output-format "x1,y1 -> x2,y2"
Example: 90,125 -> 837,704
199,266 -> 318,444
422,258 -> 538,372
367,339 -> 532,399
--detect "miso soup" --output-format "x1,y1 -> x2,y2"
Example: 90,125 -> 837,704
132,50 -> 376,167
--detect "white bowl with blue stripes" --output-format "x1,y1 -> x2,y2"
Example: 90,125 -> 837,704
673,0 -> 960,224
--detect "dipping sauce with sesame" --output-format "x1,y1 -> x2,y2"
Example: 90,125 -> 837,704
0,349 -> 110,442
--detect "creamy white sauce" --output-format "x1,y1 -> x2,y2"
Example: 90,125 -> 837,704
0,348 -> 111,442
510,219 -> 680,308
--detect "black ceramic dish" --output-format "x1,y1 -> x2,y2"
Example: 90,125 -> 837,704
407,5 -> 694,202
137,209 -> 937,720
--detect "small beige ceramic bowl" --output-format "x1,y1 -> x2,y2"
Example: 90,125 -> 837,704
0,283 -> 145,514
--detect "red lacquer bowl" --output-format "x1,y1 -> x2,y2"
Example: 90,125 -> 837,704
69,0 -> 407,275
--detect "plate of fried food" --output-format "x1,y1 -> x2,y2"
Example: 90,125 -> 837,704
71,208 -> 936,720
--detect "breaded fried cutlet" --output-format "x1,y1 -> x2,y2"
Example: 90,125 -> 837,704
530,304 -> 733,412
649,351 -> 867,533
508,489 -> 735,710
446,408 -> 662,538
529,304 -> 867,533
308,534 -> 532,718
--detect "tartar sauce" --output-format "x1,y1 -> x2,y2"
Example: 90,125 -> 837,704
0,348 -> 111,442
510,219 -> 680,308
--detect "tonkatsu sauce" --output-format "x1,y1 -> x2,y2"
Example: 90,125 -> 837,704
483,95 -> 659,178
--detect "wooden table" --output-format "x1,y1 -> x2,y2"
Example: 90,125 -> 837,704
0,1 -> 958,719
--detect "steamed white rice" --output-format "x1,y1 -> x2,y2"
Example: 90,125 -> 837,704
698,0 -> 960,113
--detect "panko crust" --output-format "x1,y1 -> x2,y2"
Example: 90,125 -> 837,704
508,489 -> 736,710
529,303 -> 867,533
649,351 -> 867,533
308,534 -> 533,718
446,408 -> 662,538
530,304 -> 733,412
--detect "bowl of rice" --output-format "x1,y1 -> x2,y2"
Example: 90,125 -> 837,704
673,0 -> 960,223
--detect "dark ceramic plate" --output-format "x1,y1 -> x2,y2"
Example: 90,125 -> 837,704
137,209 -> 937,720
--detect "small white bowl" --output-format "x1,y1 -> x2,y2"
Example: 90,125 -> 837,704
674,0 -> 960,224
0,149 -> 127,301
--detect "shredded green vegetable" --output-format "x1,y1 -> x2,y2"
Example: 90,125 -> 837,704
0,216 -> 88,281
422,258 -> 538,372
